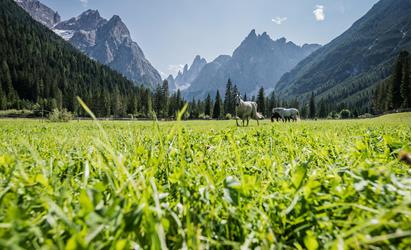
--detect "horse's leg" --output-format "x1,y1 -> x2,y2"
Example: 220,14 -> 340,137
256,118 -> 259,126
247,117 -> 249,126
236,116 -> 240,126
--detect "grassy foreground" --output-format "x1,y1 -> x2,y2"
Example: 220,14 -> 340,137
0,113 -> 410,249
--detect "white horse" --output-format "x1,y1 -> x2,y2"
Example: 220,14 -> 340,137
235,94 -> 264,126
271,107 -> 299,122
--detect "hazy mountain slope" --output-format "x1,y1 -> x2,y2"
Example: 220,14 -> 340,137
275,0 -> 411,106
169,55 -> 207,91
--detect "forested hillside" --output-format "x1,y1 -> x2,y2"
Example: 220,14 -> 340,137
0,0 -> 153,117
275,0 -> 410,112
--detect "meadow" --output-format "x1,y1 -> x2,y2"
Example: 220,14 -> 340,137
0,113 -> 410,249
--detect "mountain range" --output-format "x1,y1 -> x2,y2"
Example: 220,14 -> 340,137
172,30 -> 320,99
275,0 -> 410,108
15,0 -> 162,88
13,0 -> 411,111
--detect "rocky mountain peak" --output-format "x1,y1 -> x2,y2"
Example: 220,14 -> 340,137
183,64 -> 189,73
54,9 -> 106,31
170,55 -> 208,91
82,9 -> 100,17
15,0 -> 61,28
100,15 -> 130,41
259,31 -> 271,41
192,55 -> 207,67
246,29 -> 257,39
276,37 -> 287,44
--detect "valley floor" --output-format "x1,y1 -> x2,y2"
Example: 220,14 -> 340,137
0,113 -> 410,248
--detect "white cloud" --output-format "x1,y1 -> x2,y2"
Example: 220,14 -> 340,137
168,64 -> 184,76
159,71 -> 167,79
271,17 -> 287,25
313,5 -> 325,21
80,0 -> 88,7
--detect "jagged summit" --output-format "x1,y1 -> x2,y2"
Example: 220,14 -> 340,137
54,9 -> 106,31
169,55 -> 208,91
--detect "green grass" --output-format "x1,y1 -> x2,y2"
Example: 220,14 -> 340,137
0,113 -> 410,249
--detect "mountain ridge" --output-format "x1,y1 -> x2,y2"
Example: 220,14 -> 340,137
275,0 -> 411,109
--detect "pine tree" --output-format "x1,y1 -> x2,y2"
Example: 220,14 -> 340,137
309,92 -> 316,119
147,93 -> 153,117
213,90 -> 222,119
301,104 -> 308,119
176,89 -> 182,112
205,93 -> 212,116
189,97 -> 198,119
257,87 -> 265,113
232,85 -> 239,114
162,80 -> 169,117
391,51 -> 406,109
400,51 -> 411,108
318,99 -> 327,118
268,91 -> 276,114
224,79 -> 233,115
153,84 -> 163,117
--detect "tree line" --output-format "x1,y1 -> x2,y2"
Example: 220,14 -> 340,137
372,50 -> 411,114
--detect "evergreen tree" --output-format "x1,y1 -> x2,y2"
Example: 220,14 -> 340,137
162,80 -> 169,117
153,84 -> 163,117
318,99 -> 327,118
204,93 -> 212,116
268,91 -> 276,113
189,97 -> 198,119
391,52 -> 405,109
301,104 -> 308,119
224,79 -> 233,115
147,93 -> 153,116
257,87 -> 265,113
176,89 -> 183,112
212,90 -> 222,119
309,92 -> 316,119
400,51 -> 411,108
232,85 -> 239,113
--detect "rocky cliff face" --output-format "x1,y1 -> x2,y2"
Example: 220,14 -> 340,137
184,30 -> 321,99
16,1 -> 162,88
168,55 -> 207,91
15,0 -> 60,28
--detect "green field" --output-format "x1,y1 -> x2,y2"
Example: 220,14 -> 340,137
0,113 -> 410,249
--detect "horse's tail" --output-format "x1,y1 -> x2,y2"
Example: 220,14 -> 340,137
252,103 -> 264,119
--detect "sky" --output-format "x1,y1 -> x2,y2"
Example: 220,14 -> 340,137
42,0 -> 379,78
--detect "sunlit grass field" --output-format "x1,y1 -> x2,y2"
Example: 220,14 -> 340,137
0,113 -> 410,249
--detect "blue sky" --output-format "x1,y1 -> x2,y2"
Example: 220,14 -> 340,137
42,0 -> 379,78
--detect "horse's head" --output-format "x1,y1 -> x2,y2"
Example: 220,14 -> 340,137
235,94 -> 241,107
